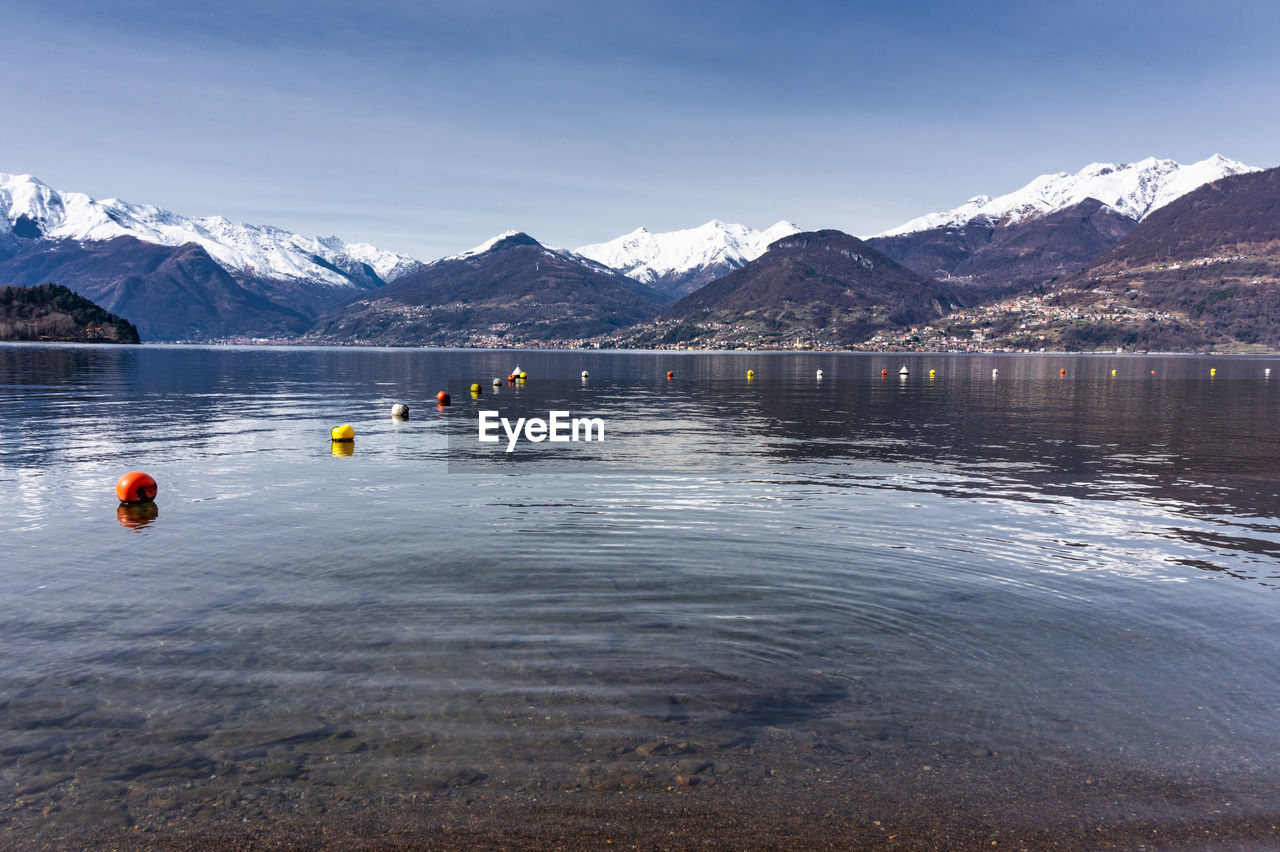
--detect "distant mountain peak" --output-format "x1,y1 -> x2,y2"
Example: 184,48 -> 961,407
445,230 -> 545,262
488,231 -> 541,252
576,219 -> 802,298
878,155 -> 1259,237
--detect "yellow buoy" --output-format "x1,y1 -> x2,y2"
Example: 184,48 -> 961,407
518,371 -> 527,381
471,383 -> 482,394
1111,369 -> 1117,376
331,424 -> 355,442
1210,368 -> 1216,376
747,369 -> 754,379
929,369 -> 935,377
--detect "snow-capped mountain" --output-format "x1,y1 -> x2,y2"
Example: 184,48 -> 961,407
878,154 -> 1258,237
0,172 -> 421,287
312,230 -> 668,346
576,219 -> 801,297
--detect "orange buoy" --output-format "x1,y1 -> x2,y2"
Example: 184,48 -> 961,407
437,391 -> 451,405
667,371 -> 674,379
116,471 -> 157,505
1059,368 -> 1065,375
881,369 -> 888,377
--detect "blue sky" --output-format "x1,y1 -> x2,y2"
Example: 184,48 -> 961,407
4,0 -> 1278,260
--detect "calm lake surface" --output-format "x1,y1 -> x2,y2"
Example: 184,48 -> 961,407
2,343 -> 1279,848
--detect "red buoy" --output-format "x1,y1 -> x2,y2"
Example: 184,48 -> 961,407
667,371 -> 674,379
437,391 -> 451,405
116,471 -> 157,505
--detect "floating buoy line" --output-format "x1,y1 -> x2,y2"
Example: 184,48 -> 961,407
116,356 -> 1279,517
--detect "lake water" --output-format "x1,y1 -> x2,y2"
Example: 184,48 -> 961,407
2,343 -> 1279,848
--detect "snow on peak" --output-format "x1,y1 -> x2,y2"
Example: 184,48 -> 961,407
576,219 -> 802,283
877,155 -> 1259,237
0,172 -> 422,286
441,230 -> 548,262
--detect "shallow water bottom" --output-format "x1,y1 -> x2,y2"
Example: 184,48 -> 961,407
5,696 -> 1280,850
8,747 -> 1280,850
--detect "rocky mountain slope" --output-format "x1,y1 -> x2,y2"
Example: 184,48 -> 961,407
619,230 -> 962,348
0,237 -> 311,340
867,155 -> 1257,290
881,166 -> 1280,352
310,231 -> 670,346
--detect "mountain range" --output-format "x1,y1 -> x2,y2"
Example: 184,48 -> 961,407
1044,165 -> 1280,350
1,155 -> 1273,350
623,230 -> 962,349
873,165 -> 1280,352
0,173 -> 421,339
0,173 -> 420,285
309,231 -> 669,346
865,155 -> 1257,292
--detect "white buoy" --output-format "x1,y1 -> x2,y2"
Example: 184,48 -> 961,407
899,365 -> 909,376
992,368 -> 999,378
492,377 -> 502,386
581,370 -> 589,379
391,403 -> 409,419
816,369 -> 823,379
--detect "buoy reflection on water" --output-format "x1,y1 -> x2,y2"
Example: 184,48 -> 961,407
116,502 -> 159,530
